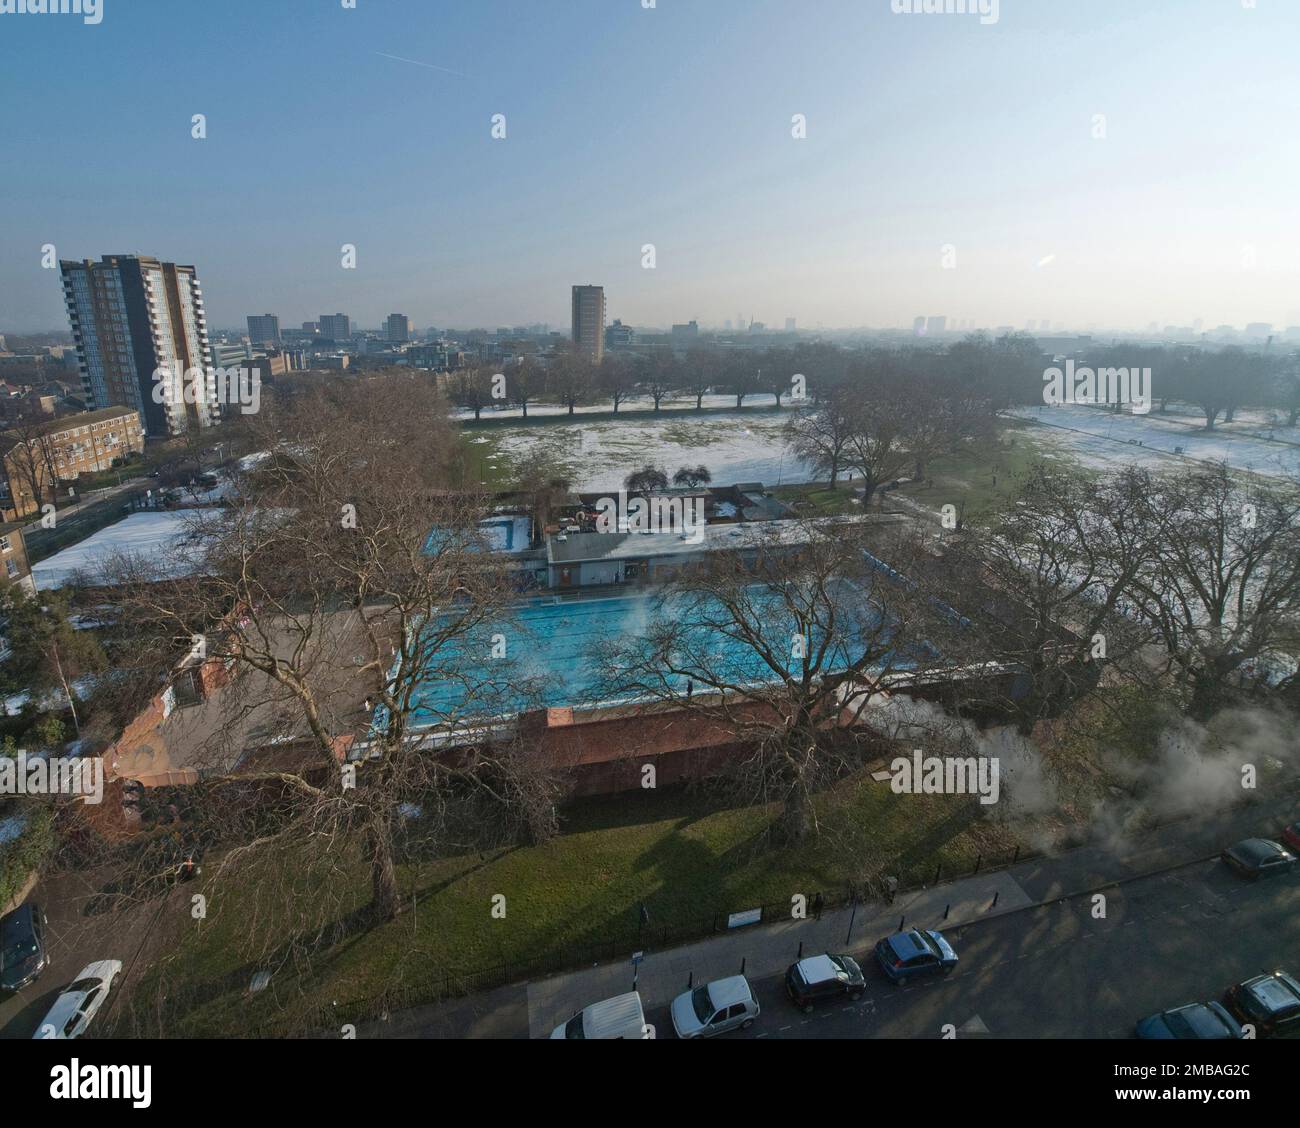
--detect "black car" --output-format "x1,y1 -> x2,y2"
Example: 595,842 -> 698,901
1224,971 -> 1300,1038
1135,1001 -> 1243,1040
1220,838 -> 1296,880
785,953 -> 866,1012
0,902 -> 49,993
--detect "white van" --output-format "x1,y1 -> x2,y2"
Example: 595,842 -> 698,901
549,991 -> 655,1039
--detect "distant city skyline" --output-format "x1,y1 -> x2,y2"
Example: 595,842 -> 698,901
4,0 -> 1300,333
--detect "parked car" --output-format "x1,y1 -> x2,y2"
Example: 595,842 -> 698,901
785,953 -> 866,1012
0,902 -> 49,993
671,975 -> 759,1039
1220,838 -> 1296,880
1224,971 -> 1300,1038
549,991 -> 655,1039
874,928 -> 959,983
1280,822 -> 1300,853
32,960 -> 123,1040
1136,1001 -> 1244,1040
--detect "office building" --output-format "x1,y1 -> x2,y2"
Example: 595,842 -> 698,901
246,314 -> 281,347
60,254 -> 216,437
571,285 -> 606,362
386,313 -> 411,343
319,313 -> 351,341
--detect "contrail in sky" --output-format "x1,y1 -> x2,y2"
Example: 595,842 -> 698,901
374,52 -> 464,77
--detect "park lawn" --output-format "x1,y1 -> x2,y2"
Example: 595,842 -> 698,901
772,482 -> 862,516
890,422 -> 1055,522
148,767 -> 1021,1036
775,422 -> 1065,526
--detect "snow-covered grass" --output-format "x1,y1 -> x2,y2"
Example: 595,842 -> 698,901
475,407 -> 814,492
1009,405 -> 1300,479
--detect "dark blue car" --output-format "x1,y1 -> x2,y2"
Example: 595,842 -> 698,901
1136,1002 -> 1243,1040
0,903 -> 48,993
874,928 -> 958,983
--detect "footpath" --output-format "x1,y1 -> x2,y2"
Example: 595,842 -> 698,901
363,787 -> 1299,1039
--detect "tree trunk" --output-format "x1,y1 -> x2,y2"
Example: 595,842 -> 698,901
368,812 -> 399,923
775,788 -> 812,844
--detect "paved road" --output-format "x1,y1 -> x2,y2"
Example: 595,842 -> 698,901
646,859 -> 1299,1039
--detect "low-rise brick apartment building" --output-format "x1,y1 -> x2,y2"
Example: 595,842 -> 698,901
0,405 -> 144,520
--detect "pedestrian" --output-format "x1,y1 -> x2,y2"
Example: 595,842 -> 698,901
812,892 -> 824,921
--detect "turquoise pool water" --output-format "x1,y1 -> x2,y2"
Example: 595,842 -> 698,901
393,584 -> 914,728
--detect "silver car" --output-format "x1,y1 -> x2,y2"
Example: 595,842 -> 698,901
33,960 -> 123,1040
671,975 -> 760,1039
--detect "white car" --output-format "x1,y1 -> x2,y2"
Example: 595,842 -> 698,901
33,960 -> 123,1040
670,975 -> 760,1039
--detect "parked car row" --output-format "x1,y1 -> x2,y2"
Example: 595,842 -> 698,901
1135,828 -> 1300,1040
1138,970 -> 1300,1039
3,898 -> 123,1040
552,927 -> 961,1039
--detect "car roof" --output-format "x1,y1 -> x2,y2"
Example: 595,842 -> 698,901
582,991 -> 645,1035
1245,972 -> 1300,1013
1232,838 -> 1286,861
706,976 -> 752,1009
1171,1002 -> 1236,1037
797,954 -> 842,983
886,929 -> 931,956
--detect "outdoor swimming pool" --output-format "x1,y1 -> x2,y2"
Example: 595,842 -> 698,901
391,584 -> 913,729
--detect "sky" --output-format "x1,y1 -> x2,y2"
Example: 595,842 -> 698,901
2,0 -> 1299,334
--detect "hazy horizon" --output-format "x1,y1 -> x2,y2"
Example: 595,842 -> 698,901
3,0 -> 1299,334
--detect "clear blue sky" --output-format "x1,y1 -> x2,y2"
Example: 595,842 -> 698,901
2,0 -> 1298,333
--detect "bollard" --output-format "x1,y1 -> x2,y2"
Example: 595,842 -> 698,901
798,940 -> 804,959
898,915 -> 905,933
943,903 -> 950,920
1013,845 -> 1020,865
990,891 -> 999,910
688,971 -> 694,989
934,863 -> 942,886
973,853 -> 982,876
740,957 -> 746,976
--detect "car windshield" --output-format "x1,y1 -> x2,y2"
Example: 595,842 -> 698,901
691,986 -> 714,1023
1,937 -> 37,966
67,978 -> 101,993
919,933 -> 943,958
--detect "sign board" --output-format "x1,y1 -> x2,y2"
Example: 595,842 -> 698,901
631,951 -> 644,966
727,908 -> 762,930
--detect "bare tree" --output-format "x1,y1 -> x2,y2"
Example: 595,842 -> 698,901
625,465 -> 669,494
597,354 -> 637,413
784,387 -> 858,489
95,373 -> 558,947
937,463 -> 1162,734
1126,462 -> 1300,719
600,524 -> 956,842
448,366 -> 498,421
